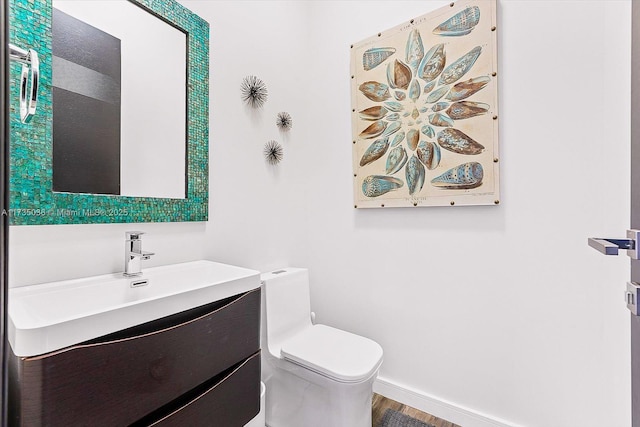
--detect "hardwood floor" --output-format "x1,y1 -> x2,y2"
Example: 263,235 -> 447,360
372,393 -> 461,427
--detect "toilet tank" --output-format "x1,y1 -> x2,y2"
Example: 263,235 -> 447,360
260,268 -> 312,355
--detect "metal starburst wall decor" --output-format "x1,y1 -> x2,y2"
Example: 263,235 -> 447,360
241,75 -> 268,108
264,140 -> 284,165
350,0 -> 499,208
276,112 -> 293,131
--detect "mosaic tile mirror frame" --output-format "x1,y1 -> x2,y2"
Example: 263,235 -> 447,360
9,0 -> 209,224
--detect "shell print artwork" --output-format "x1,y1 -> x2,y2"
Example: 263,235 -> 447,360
387,60 -> 412,89
439,46 -> 482,85
362,175 -> 404,197
431,162 -> 484,189
406,155 -> 425,195
359,106 -> 388,120
359,120 -> 388,139
433,6 -> 481,37
446,101 -> 489,120
417,44 -> 445,82
405,29 -> 425,71
351,0 -> 498,207
417,140 -> 441,170
363,47 -> 396,71
391,131 -> 406,147
386,146 -> 408,174
360,137 -> 391,166
446,76 -> 490,101
437,128 -> 485,154
359,81 -> 391,102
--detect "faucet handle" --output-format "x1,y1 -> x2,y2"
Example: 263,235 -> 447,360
126,231 -> 145,240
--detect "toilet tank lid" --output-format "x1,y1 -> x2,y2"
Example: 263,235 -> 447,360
280,324 -> 383,383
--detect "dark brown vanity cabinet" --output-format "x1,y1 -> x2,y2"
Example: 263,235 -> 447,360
9,288 -> 261,426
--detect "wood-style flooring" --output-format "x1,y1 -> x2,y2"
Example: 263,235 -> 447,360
372,393 -> 461,427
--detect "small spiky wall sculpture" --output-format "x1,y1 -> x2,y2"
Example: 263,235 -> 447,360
276,112 -> 293,131
264,140 -> 284,165
241,75 -> 268,108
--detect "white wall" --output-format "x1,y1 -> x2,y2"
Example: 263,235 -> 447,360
300,1 -> 632,426
182,1 -> 312,273
9,1 -> 633,426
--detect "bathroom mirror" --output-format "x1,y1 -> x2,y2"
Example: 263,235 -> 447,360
52,1 -> 186,199
8,0 -> 209,224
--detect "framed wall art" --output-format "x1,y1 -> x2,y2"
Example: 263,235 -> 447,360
351,0 -> 499,208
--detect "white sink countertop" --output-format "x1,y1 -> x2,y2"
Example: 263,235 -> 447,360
8,260 -> 260,357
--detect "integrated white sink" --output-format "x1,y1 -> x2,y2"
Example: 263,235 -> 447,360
8,260 -> 260,357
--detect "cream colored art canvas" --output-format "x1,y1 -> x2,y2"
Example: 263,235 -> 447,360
351,0 -> 499,208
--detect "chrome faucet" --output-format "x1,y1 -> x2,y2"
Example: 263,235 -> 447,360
124,231 -> 154,277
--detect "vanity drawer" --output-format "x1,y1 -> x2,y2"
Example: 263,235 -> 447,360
145,351 -> 260,427
10,287 -> 260,427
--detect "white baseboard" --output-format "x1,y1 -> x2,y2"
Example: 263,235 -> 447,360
373,376 -> 520,427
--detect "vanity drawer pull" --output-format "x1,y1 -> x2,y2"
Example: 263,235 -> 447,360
10,288 -> 261,427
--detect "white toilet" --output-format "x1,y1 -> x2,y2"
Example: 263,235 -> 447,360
260,268 -> 383,427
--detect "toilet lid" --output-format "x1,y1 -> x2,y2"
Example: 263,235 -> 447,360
280,324 -> 383,383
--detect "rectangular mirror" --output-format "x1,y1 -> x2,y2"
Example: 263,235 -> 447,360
9,0 -> 209,224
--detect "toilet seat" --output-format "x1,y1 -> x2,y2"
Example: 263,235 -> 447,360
280,324 -> 383,383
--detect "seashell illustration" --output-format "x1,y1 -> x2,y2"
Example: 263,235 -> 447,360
382,120 -> 402,138
406,155 -> 425,195
431,162 -> 484,189
420,125 -> 436,138
362,175 -> 404,197
387,112 -> 400,121
437,128 -> 485,155
406,29 -> 425,71
433,6 -> 481,37
409,79 -> 421,101
411,108 -> 419,120
407,129 -> 420,151
386,146 -> 408,174
387,60 -> 412,89
446,101 -> 490,120
426,86 -> 449,103
417,44 -> 445,82
363,47 -> 396,71
416,119 -> 423,124
416,140 -> 441,170
403,112 -> 411,117
394,91 -> 406,101
419,107 -> 428,113
421,125 -> 435,138
359,81 -> 391,102
439,46 -> 482,85
359,120 -> 387,139
431,102 -> 450,112
423,80 -> 436,94
408,121 -> 415,126
446,76 -> 490,101
428,113 -> 454,127
360,137 -> 390,167
391,131 -> 405,147
384,101 -> 404,112
359,106 -> 388,120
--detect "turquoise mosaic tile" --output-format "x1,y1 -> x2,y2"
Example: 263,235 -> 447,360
8,0 -> 209,225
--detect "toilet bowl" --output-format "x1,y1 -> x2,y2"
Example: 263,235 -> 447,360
260,268 -> 383,427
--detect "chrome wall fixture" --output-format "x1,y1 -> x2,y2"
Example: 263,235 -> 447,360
8,43 -> 38,123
